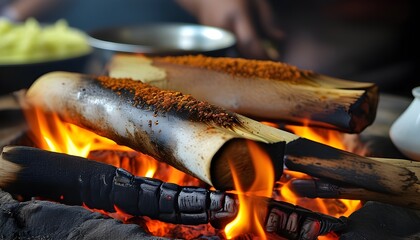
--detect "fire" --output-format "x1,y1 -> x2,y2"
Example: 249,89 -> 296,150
275,169 -> 361,218
281,125 -> 363,240
286,125 -> 346,150
284,124 -> 362,216
224,141 -> 274,239
24,107 -> 363,239
24,107 -> 133,157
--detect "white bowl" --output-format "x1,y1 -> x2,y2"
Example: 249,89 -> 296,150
389,87 -> 420,160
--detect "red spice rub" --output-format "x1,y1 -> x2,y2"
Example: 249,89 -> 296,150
154,55 -> 312,81
95,76 -> 240,128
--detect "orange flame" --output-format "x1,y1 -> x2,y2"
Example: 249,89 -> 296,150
282,125 -> 363,240
284,124 -> 362,216
224,141 -> 274,239
24,107 -> 133,157
286,125 -> 346,150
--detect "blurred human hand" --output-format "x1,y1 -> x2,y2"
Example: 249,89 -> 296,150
0,0 -> 60,21
176,0 -> 284,59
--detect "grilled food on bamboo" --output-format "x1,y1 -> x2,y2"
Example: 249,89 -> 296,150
109,54 -> 378,133
24,71 -> 287,190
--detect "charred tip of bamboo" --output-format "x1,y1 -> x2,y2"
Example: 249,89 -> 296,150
349,85 -> 379,133
210,139 -> 284,191
210,139 -> 255,191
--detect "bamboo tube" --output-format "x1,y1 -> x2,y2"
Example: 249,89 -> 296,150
23,71 -> 287,190
108,54 -> 378,133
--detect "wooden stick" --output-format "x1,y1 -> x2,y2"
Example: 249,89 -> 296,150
284,140 -> 420,196
108,54 -> 379,133
0,93 -> 21,111
370,157 -> 420,176
290,178 -> 420,210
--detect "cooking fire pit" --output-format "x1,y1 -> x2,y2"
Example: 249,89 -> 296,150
0,55 -> 419,239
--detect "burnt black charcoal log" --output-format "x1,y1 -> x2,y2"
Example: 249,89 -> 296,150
0,146 -> 239,228
290,178 -> 420,209
0,146 -> 348,240
0,189 -> 165,240
265,200 -> 348,240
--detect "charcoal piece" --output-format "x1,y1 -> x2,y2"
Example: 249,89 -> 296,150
111,168 -> 140,215
339,201 -> 420,240
179,212 -> 209,225
81,164 -> 115,212
156,182 -> 180,223
159,182 -> 179,213
178,187 -> 208,213
209,191 -> 225,211
137,177 -> 161,218
0,189 -> 166,240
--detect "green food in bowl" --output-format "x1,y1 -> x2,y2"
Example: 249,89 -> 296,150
0,18 -> 91,64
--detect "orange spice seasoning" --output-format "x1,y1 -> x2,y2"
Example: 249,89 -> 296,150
95,76 -> 240,128
154,55 -> 312,82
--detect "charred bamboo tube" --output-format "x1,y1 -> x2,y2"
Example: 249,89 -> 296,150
108,54 -> 378,133
284,139 -> 420,196
24,71 -> 287,190
290,179 -> 420,210
0,146 -> 348,239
